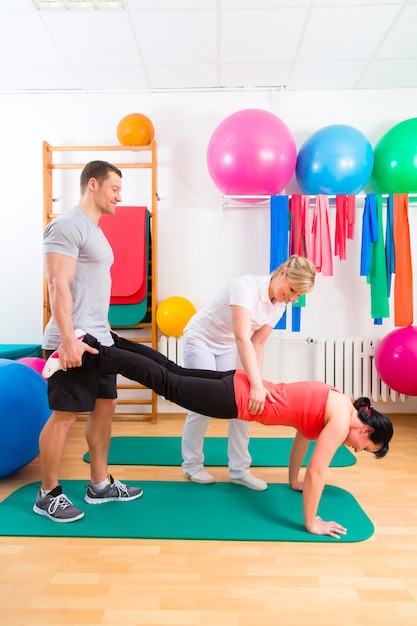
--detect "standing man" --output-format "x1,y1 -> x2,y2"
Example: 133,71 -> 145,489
33,160 -> 143,523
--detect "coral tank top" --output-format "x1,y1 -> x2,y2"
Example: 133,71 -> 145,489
233,370 -> 337,440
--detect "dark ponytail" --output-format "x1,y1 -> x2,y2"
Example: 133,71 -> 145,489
353,397 -> 393,458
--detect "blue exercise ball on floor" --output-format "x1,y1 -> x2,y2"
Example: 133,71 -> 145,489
0,358 -> 51,477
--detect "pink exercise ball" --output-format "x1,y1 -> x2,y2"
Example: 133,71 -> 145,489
207,109 -> 297,197
17,357 -> 47,379
375,326 -> 417,395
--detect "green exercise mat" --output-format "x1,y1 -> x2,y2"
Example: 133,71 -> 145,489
0,480 -> 373,543
83,436 -> 356,467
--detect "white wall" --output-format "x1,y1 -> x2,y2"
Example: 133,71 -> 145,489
1,87 -> 417,412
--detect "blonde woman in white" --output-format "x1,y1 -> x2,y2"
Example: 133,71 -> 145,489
181,255 -> 317,490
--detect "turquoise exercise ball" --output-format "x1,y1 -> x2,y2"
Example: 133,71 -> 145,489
372,118 -> 417,193
296,124 -> 374,195
0,359 -> 51,477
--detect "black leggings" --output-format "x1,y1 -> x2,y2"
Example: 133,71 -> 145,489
81,334 -> 239,419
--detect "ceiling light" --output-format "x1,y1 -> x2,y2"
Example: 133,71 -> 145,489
32,0 -> 124,9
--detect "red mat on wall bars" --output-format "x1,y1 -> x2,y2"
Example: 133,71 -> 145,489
99,206 -> 148,304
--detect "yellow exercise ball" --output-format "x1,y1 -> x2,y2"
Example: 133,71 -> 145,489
156,297 -> 197,338
116,113 -> 155,146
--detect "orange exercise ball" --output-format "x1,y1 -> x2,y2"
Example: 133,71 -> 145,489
156,297 -> 197,338
116,113 -> 155,146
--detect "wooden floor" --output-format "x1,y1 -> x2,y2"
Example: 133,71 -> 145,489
0,413 -> 416,626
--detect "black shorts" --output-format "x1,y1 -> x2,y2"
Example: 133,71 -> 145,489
46,350 -> 117,413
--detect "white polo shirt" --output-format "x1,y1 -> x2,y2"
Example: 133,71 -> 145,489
184,275 -> 286,348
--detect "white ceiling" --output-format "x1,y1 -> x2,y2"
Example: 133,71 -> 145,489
1,0 -> 417,93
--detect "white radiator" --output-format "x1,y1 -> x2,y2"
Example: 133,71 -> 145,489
264,335 -> 407,403
158,335 -> 185,366
159,335 -> 316,384
159,335 -> 406,404
314,336 -> 406,403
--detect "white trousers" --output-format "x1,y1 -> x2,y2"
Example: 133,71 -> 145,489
181,333 -> 251,478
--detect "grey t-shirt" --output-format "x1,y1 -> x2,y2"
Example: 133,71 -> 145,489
43,206 -> 114,349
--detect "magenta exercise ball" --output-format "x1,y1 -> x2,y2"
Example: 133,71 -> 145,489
296,124 -> 374,195
375,326 -> 417,395
17,356 -> 47,378
372,118 -> 417,193
207,108 -> 297,197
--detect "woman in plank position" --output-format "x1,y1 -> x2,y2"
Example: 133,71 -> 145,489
44,332 -> 393,538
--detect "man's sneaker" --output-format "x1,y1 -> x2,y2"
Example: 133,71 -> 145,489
84,475 -> 143,504
42,328 -> 86,378
33,485 -> 84,523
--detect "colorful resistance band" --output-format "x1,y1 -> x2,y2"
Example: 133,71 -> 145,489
385,195 -> 395,297
289,194 -> 311,258
335,195 -> 355,260
369,195 -> 389,323
270,196 -> 289,329
393,194 -> 413,326
360,194 -> 378,278
289,195 -> 311,332
311,195 -> 333,276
